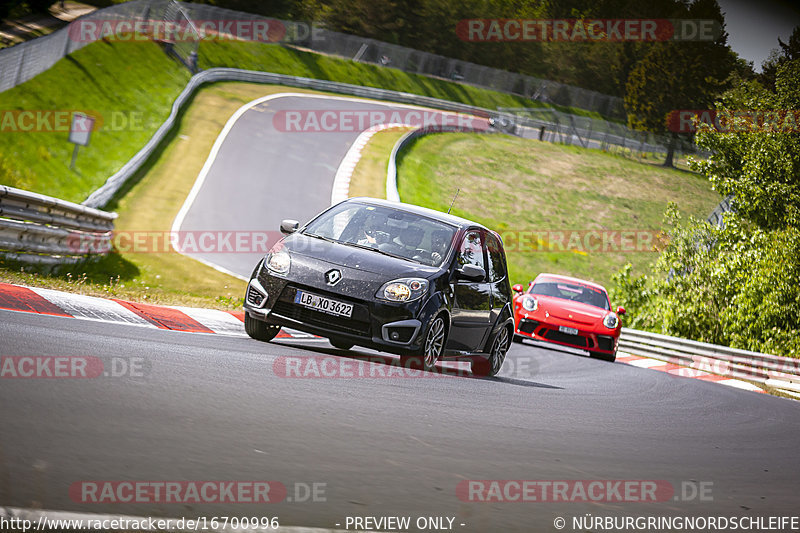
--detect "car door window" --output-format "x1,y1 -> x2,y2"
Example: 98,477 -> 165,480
456,230 -> 485,274
484,232 -> 506,282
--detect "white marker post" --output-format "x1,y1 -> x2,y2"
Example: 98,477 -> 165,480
69,112 -> 95,170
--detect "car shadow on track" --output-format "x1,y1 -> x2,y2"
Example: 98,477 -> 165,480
271,340 -> 564,389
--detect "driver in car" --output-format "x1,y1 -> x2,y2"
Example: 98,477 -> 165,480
357,211 -> 389,247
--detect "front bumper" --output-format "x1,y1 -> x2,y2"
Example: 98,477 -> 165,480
515,313 -> 618,354
245,275 -> 429,354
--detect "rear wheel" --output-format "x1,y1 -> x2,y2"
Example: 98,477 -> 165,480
244,313 -> 280,342
329,338 -> 354,350
473,326 -> 510,377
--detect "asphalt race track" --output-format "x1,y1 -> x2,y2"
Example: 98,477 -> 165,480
2,93 -> 800,532
2,309 -> 800,531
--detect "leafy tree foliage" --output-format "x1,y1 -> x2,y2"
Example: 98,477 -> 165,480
692,60 -> 800,230
612,59 -> 800,356
759,25 -> 800,91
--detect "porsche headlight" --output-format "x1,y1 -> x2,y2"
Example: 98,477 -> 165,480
603,313 -> 619,329
266,250 -> 290,275
522,296 -> 538,311
377,278 -> 429,302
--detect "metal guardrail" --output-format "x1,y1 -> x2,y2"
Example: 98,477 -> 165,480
498,106 -> 708,160
0,185 -> 116,265
619,328 -> 800,393
0,0 -> 158,93
707,194 -> 734,228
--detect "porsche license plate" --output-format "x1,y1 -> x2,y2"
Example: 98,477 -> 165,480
558,325 -> 579,336
294,290 -> 353,318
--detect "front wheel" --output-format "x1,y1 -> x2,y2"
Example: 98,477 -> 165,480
473,326 -> 510,377
400,315 -> 447,372
244,313 -> 280,342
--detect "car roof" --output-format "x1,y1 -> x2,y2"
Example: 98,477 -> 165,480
344,197 -> 487,231
533,273 -> 608,293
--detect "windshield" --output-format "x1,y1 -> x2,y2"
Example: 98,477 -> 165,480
303,202 -> 457,267
530,279 -> 610,310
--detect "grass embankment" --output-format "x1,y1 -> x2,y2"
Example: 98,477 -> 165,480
0,39 -> 190,202
197,41 -> 599,118
392,133 -> 720,288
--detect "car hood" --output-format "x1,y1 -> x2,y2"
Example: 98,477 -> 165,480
535,295 -> 609,325
283,233 -> 441,279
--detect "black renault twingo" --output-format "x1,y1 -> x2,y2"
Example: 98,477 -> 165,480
243,197 -> 513,376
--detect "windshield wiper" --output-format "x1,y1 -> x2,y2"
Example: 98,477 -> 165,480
343,241 -> 422,263
303,232 -> 338,243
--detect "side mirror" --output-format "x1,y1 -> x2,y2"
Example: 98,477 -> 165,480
512,284 -> 523,293
280,219 -> 299,235
617,306 -> 626,315
456,264 -> 486,282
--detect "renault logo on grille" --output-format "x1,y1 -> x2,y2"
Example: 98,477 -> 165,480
325,269 -> 342,286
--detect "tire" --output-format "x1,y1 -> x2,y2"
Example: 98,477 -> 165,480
589,350 -> 616,362
244,313 -> 280,342
473,326 -> 510,377
329,338 -> 354,350
400,315 -> 447,372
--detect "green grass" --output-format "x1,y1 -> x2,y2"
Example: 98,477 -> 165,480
396,133 -> 720,289
0,39 -> 190,202
198,41 -> 602,119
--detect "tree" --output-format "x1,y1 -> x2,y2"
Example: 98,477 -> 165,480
759,25 -> 800,91
624,0 -> 736,167
692,59 -> 800,230
612,58 -> 800,356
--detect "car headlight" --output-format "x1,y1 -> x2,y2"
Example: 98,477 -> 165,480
522,296 -> 538,311
266,250 -> 290,275
603,313 -> 619,329
377,278 -> 429,302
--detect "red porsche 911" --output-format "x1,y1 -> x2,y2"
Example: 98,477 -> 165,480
512,273 -> 625,362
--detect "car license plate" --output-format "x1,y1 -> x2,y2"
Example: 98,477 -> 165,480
559,325 -> 579,336
294,290 -> 353,318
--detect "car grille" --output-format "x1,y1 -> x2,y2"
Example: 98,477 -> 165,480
543,329 -> 588,348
